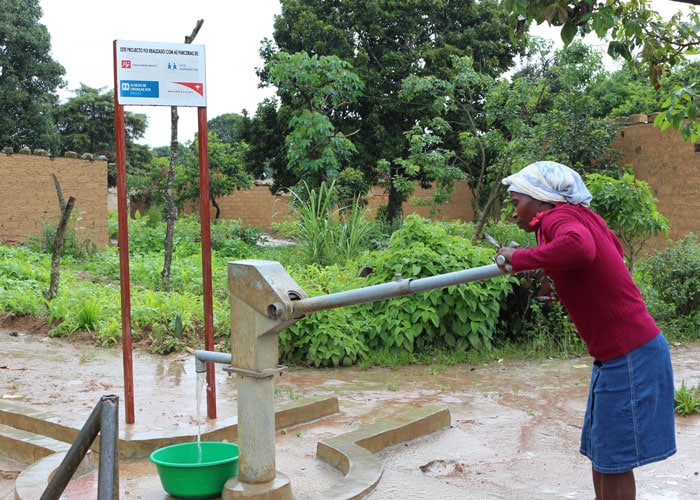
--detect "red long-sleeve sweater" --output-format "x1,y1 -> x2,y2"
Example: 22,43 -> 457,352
510,203 -> 659,361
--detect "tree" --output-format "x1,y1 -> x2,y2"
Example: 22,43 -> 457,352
267,51 -> 364,187
238,98 -> 292,187
54,85 -> 148,157
175,132 -> 253,220
0,0 -> 64,151
397,42 -> 621,242
263,0 -> 524,224
501,0 -> 700,141
53,85 -> 151,185
208,113 -> 246,145
587,60 -> 700,119
586,172 -> 670,271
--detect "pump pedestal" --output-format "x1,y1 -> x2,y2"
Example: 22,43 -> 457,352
221,260 -> 306,499
223,473 -> 292,499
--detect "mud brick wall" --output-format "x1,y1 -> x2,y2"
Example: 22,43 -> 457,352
199,120 -> 700,246
612,117 -> 700,243
203,179 -> 475,226
7,115 -> 694,250
0,154 -> 108,247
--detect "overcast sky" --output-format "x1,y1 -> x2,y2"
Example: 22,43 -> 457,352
40,0 -> 281,147
40,1 -> 694,148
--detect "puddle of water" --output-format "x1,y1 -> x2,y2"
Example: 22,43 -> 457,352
3,333 -> 700,499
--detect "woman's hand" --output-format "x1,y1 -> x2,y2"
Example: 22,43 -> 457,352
496,247 -> 516,273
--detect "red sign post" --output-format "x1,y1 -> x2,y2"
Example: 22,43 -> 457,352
112,40 -> 215,423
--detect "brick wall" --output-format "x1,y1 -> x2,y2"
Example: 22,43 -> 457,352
611,116 -> 700,242
177,118 -> 700,246
5,117 -> 695,250
0,154 -> 108,247
203,178 -> 475,226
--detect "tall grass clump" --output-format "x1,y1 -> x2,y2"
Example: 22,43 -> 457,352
28,215 -> 97,258
289,181 -> 376,266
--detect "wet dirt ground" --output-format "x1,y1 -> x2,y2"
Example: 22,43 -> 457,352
1,325 -> 699,499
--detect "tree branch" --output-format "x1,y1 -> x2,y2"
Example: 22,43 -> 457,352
185,20 -> 204,44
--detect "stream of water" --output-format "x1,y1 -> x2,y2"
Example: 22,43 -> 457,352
195,371 -> 206,463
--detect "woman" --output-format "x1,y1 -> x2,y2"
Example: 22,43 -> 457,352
496,161 -> 676,500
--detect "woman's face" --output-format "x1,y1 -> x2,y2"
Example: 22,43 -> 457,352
509,192 -> 550,232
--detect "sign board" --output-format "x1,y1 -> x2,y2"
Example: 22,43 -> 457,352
115,40 -> 206,107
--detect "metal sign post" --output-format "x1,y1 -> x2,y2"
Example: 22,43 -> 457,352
112,39 -> 213,423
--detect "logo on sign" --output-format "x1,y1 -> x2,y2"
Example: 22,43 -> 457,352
121,60 -> 132,69
120,80 -> 159,98
173,82 -> 204,96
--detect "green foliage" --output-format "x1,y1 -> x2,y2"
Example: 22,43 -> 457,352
121,212 -> 260,264
502,0 -> 700,142
0,0 -> 64,151
280,264 -> 370,367
267,51 -> 364,186
359,215 -> 514,353
654,83 -> 700,143
675,380 -> 700,416
265,0 -> 522,222
635,233 -> 700,341
335,167 -> 370,209
76,300 -> 99,332
289,181 -> 375,266
174,132 -> 253,216
497,41 -> 622,174
1,211 -> 694,367
288,181 -> 337,265
53,85 -> 149,161
586,172 -> 669,271
27,215 -> 97,259
0,246 -> 50,317
593,61 -> 700,120
517,299 -> 584,356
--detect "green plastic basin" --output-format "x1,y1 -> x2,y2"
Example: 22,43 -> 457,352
149,441 -> 239,499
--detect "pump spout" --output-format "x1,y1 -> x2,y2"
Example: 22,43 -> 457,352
194,350 -> 232,374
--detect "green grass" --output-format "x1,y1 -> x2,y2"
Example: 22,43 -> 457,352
675,380 -> 700,416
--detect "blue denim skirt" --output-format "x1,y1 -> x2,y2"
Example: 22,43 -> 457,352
579,333 -> 677,474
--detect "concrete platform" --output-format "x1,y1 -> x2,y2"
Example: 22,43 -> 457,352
2,396 -> 450,499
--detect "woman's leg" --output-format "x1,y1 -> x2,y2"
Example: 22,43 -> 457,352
592,467 -> 635,500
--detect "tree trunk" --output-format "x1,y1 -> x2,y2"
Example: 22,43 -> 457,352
52,174 -> 66,212
161,106 -> 178,291
210,194 -> 221,220
471,181 -> 504,245
161,19 -> 204,291
44,196 -> 75,301
385,181 -> 405,226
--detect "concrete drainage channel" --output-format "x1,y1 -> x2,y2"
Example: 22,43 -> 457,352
1,396 -> 451,499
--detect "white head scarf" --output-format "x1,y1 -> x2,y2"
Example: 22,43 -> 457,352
502,161 -> 592,207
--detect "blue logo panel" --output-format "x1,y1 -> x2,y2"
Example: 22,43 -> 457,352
119,80 -> 159,98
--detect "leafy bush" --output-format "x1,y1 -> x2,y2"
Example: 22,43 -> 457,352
635,233 -> 700,341
280,264 -> 370,367
586,172 -> 669,271
358,215 -> 514,353
280,215 -> 517,365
